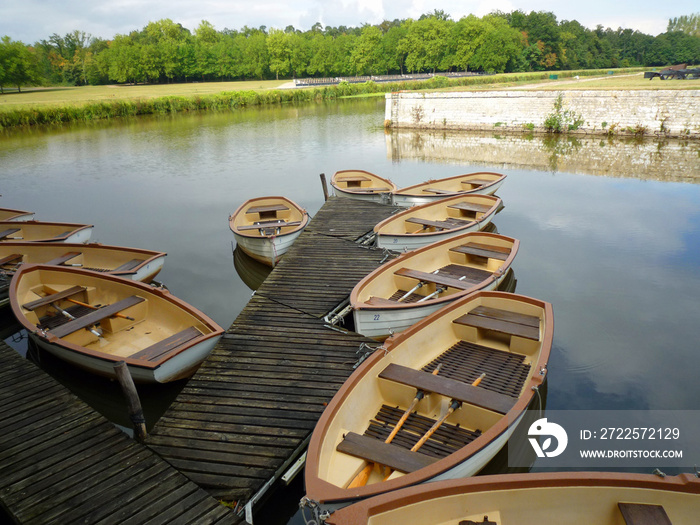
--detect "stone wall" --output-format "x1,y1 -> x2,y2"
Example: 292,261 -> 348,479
385,90 -> 700,139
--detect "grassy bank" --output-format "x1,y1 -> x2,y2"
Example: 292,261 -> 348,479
0,67 -> 690,129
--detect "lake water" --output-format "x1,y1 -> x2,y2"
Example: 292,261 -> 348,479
2,97 -> 700,523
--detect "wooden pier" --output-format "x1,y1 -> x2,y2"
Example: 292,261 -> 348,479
0,339 -> 240,525
145,197 -> 400,515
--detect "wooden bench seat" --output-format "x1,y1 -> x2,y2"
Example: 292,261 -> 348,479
45,252 -> 81,266
421,188 -> 454,194
0,228 -> 21,240
461,179 -> 492,186
348,187 -> 392,193
366,296 -> 399,306
337,432 -> 438,474
0,253 -> 23,266
236,220 -> 302,231
23,285 -> 86,311
245,204 -> 289,214
394,268 -> 480,291
112,258 -> 145,274
405,217 -> 472,231
336,175 -> 371,182
50,295 -> 145,338
379,363 -> 517,414
130,326 -> 202,362
450,242 -> 510,261
447,202 -> 492,214
453,306 -> 540,341
618,503 -> 672,525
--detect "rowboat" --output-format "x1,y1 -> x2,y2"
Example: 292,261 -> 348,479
9,265 -> 224,383
392,172 -> 507,207
305,291 -> 552,511
0,220 -> 93,244
331,170 -> 398,202
229,196 -> 309,267
321,472 -> 700,525
0,242 -> 166,283
0,207 -> 35,221
351,231 -> 518,340
374,194 -> 502,251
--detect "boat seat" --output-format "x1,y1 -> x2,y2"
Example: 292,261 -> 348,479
405,217 -> 472,231
453,306 -> 540,341
336,175 -> 371,182
0,253 -> 23,266
246,204 -> 289,214
237,220 -> 302,231
23,285 -> 87,311
49,231 -> 73,240
422,188 -> 454,194
394,268 -> 481,291
131,326 -> 202,362
460,179 -> 491,186
336,432 -> 438,474
618,503 -> 672,525
450,242 -> 510,261
45,252 -> 81,266
112,259 -> 145,274
447,202 -> 492,214
459,518 -> 497,525
379,363 -> 517,414
0,228 -> 21,240
348,187 -> 392,193
49,295 -> 145,338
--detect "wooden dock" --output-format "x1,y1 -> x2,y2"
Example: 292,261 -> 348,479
145,197 -> 400,514
0,338 -> 240,524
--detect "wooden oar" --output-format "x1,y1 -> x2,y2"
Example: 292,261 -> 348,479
44,286 -> 135,321
49,303 -> 103,339
347,365 -> 443,489
383,372 -> 486,482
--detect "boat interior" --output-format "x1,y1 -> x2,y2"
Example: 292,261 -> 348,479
379,196 -> 499,235
232,199 -> 305,237
397,173 -> 503,196
0,222 -> 87,242
333,170 -> 396,194
17,270 -> 210,364
362,239 -> 512,306
321,294 -> 544,489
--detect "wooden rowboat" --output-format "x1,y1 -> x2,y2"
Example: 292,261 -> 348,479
392,172 -> 506,207
229,196 -> 309,267
322,472 -> 700,524
305,291 -> 552,511
0,220 -> 93,244
374,194 -> 502,251
331,170 -> 398,202
10,265 -> 224,383
0,207 -> 35,221
0,242 -> 166,283
351,231 -> 518,340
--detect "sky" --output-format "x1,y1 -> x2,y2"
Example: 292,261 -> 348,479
1,0 -> 697,44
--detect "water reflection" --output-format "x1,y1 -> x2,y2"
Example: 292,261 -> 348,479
233,244 -> 272,291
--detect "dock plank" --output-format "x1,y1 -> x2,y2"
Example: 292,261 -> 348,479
0,340 -> 240,525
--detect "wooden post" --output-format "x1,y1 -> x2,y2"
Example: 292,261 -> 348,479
320,173 -> 329,201
114,361 -> 148,441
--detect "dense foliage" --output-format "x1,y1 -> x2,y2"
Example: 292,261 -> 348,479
1,10 -> 699,90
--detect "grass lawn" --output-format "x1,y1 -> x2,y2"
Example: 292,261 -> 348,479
0,80 -> 290,110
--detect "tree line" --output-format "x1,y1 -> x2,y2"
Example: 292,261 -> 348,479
1,10 -> 700,90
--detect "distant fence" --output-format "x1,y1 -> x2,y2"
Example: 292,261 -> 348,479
294,72 -> 484,87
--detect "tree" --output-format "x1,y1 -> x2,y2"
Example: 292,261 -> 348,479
350,25 -> 383,75
0,36 -> 42,92
400,17 -> 452,73
267,28 -> 291,79
668,14 -> 700,37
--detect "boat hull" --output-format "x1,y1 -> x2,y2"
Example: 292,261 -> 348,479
333,187 -> 393,203
29,330 -> 221,383
353,270 -> 506,340
233,229 -> 303,267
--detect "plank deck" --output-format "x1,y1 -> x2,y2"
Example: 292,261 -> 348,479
146,197 -> 402,506
0,340 -> 240,525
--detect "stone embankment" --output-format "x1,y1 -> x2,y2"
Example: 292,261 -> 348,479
385,90 -> 700,139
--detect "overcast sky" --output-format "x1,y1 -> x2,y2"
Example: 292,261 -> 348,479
2,0 -> 696,43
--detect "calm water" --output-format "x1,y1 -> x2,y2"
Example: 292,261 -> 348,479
2,98 -> 700,523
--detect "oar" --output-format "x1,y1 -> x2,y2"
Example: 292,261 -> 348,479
347,365 -> 443,489
50,303 -> 103,339
383,372 -> 486,482
44,286 -> 135,321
